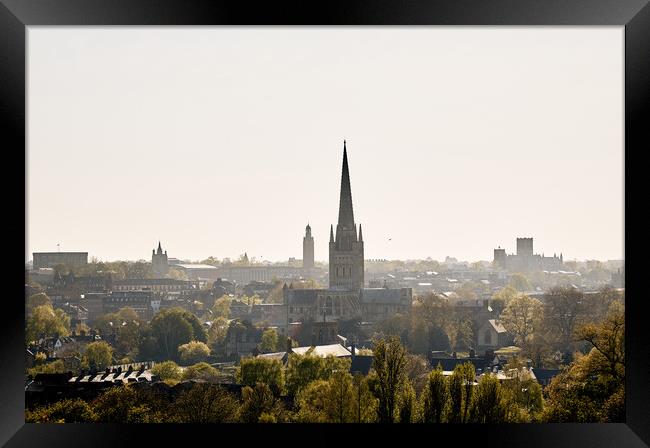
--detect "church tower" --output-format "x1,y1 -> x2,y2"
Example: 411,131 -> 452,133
329,141 -> 364,290
303,223 -> 314,270
152,241 -> 169,278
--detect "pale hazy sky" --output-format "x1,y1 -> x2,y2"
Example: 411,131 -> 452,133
27,27 -> 624,263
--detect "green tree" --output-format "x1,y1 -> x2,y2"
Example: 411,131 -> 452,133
421,366 -> 448,423
285,352 -> 351,397
27,359 -> 66,377
470,373 -> 509,423
543,302 -> 625,423
240,382 -> 285,423
26,293 -> 52,315
181,362 -> 220,382
448,362 -> 475,423
396,381 -> 417,423
237,357 -> 285,395
352,372 -> 378,423
91,385 -> 138,422
83,341 -> 113,371
26,398 -> 97,423
259,328 -> 279,353
212,297 -> 231,319
575,301 -> 625,380
174,383 -> 240,423
294,379 -> 330,423
151,360 -> 182,383
178,341 -> 211,365
371,336 -> 408,423
326,370 -> 356,423
26,304 -> 70,343
150,308 -> 195,360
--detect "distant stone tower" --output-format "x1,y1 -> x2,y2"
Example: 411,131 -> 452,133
516,237 -> 534,258
493,247 -> 506,269
329,141 -> 364,290
152,241 -> 169,278
303,224 -> 314,270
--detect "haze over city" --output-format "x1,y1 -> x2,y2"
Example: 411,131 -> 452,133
27,27 -> 623,263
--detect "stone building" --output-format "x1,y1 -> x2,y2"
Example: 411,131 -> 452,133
493,237 -> 563,272
33,252 -> 88,270
282,141 -> 412,332
303,224 -> 314,270
151,242 -> 169,278
329,142 -> 364,290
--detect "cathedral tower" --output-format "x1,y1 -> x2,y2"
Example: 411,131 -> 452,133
303,223 -> 314,270
329,141 -> 364,290
152,241 -> 169,278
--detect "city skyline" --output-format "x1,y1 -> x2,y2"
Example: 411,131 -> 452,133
27,27 -> 623,263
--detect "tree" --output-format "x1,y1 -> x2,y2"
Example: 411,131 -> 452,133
237,357 -> 285,395
371,336 -> 408,423
575,301 -> 625,381
181,362 -> 220,382
352,372 -> 378,423
396,381 -> 417,423
178,341 -> 211,364
543,286 -> 586,355
151,360 -> 182,383
174,383 -> 239,423
83,341 -> 113,371
27,359 -> 66,377
207,316 -> 229,348
91,385 -> 139,422
509,273 -> 530,292
259,328 -> 279,353
26,398 -> 97,423
326,370 -> 356,423
421,366 -> 448,423
240,382 -> 285,423
26,304 -> 70,343
26,293 -> 52,315
447,362 -> 475,423
490,285 -> 519,314
212,296 -> 231,319
470,373 -> 509,423
285,352 -> 351,397
500,294 -> 543,351
294,372 -> 361,423
294,379 -> 331,423
543,300 -> 625,423
150,308 -> 195,360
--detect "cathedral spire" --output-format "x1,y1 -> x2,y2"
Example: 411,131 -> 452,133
330,224 -> 334,242
358,223 -> 363,242
337,140 -> 355,228
157,241 -> 163,254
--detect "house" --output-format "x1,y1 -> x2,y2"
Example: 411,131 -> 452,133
532,368 -> 562,386
477,319 -> 514,353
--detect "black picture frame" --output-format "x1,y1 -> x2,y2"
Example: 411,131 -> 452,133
2,0 -> 648,446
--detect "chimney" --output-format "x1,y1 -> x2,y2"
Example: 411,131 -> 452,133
469,349 -> 476,358
286,337 -> 293,354
452,352 -> 457,358
351,343 -> 356,358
